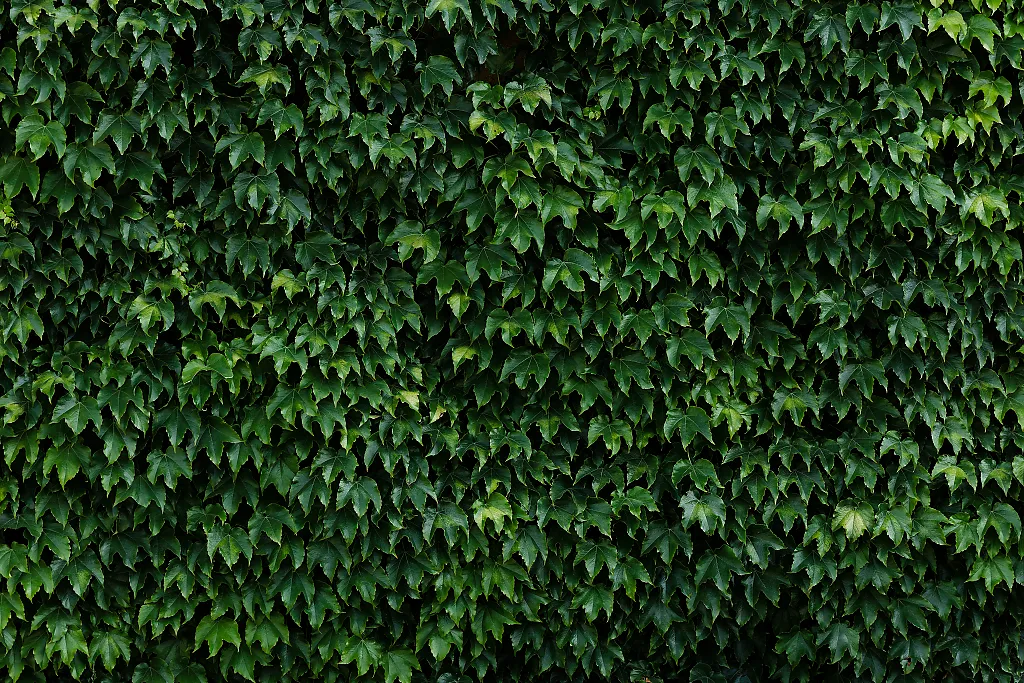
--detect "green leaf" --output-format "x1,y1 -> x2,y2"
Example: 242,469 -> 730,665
382,648 -> 420,683
675,145 -> 723,184
494,208 -> 545,253
500,350 -> 551,389
341,637 -> 383,676
273,191 -> 312,230
190,417 -> 243,466
225,235 -> 272,276
694,546 -> 746,592
679,491 -> 726,534
233,171 -> 281,211
245,614 -> 290,654
384,221 -> 441,263
756,195 -> 803,234
879,431 -> 919,467
571,584 -> 614,621
466,242 -> 515,283
194,615 -> 242,656
968,555 -> 1015,592
52,395 -> 102,435
337,477 -> 382,517
819,622 -> 861,663
417,260 -> 470,296
663,407 -> 713,446
666,329 -> 716,369
418,56 -> 462,97
0,156 -> 41,198
116,151 -> 163,191
985,503 -> 1021,545
611,487 -> 658,517
704,304 -> 751,342
0,47 -> 14,75
206,522 -> 254,567
472,491 -> 513,534
833,501 -> 874,540
609,353 -> 654,391
15,114 -> 67,160
879,2 -> 922,41
687,176 -> 739,216
963,186 -> 1009,226
238,63 -> 292,94
128,296 -> 174,334
49,627 -> 89,664
505,76 -> 552,114
931,456 -> 977,492
671,458 -> 721,490
4,304 -> 44,345
89,631 -> 131,671
911,173 -> 954,212
643,103 -> 694,138
42,442 -> 88,487
62,142 -> 115,187
846,5 -> 879,33
368,135 -> 417,167
927,8 -> 967,41
777,631 -> 817,666
874,505 -> 912,544
968,72 -> 1013,108
217,132 -> 266,168
542,249 -> 597,292
541,186 -> 585,229
93,111 -> 142,154
258,100 -> 305,138
424,0 -> 471,30
130,38 -> 173,77
962,13 -> 999,52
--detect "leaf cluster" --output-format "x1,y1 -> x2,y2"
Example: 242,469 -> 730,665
3,0 -> 1024,682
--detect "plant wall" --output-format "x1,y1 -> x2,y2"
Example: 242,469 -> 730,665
2,0 -> 1024,682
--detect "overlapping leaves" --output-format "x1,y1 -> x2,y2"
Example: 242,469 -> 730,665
2,0 -> 1024,682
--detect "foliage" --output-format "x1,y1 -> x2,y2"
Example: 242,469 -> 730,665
2,0 -> 1024,682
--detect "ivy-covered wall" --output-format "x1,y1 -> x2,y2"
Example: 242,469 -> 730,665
2,0 -> 1024,682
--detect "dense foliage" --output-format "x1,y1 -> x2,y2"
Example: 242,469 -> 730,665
3,0 -> 1024,681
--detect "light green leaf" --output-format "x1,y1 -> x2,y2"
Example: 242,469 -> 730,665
833,501 -> 874,540
472,491 -> 513,534
424,0 -> 471,30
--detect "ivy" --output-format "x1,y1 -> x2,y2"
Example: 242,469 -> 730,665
3,0 -> 1024,683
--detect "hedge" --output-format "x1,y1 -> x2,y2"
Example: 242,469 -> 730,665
2,0 -> 1024,682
